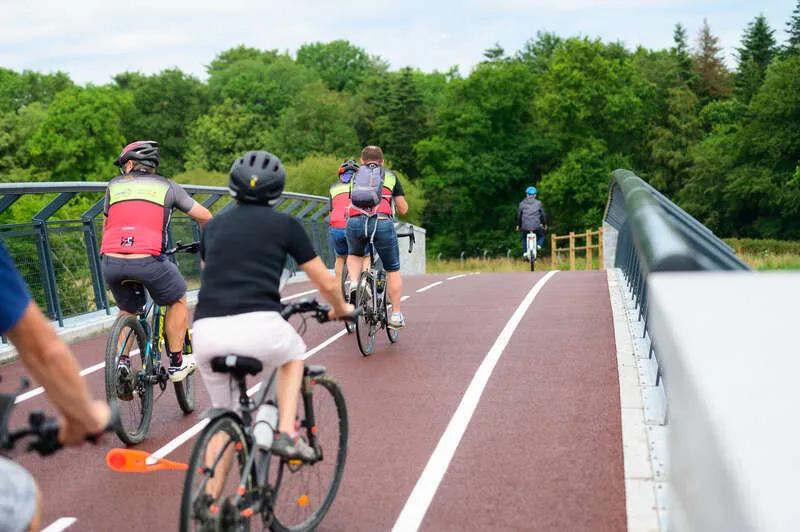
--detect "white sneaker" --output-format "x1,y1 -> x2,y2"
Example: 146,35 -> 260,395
388,312 -> 406,329
168,354 -> 197,382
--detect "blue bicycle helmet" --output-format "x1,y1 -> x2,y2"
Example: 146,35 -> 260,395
526,186 -> 537,195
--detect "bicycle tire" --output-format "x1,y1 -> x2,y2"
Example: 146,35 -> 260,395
173,329 -> 196,414
385,292 -> 399,343
355,271 -> 375,356
104,314 -> 152,446
270,375 -> 348,532
180,414 -> 253,532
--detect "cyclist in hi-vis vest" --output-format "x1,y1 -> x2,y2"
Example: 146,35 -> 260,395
329,160 -> 369,294
100,140 -> 212,382
344,146 -> 409,329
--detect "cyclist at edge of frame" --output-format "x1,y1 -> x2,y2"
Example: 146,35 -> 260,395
192,150 -> 354,460
328,159 -> 370,294
100,140 -> 212,382
0,237 -> 111,532
345,145 -> 409,329
516,186 -> 547,258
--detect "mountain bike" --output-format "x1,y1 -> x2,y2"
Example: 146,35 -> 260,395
179,299 -> 359,532
524,231 -> 538,271
104,240 -> 200,446
353,226 -> 415,356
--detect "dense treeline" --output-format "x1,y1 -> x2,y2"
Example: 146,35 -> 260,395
1,4 -> 799,256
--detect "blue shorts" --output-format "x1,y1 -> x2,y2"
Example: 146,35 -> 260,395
330,227 -> 372,258
346,216 -> 400,272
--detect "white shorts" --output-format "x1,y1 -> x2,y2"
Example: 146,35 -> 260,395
192,311 -> 307,409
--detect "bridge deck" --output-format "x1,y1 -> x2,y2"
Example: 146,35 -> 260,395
1,271 -> 627,531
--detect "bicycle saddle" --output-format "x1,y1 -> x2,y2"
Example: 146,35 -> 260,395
210,356 -> 263,377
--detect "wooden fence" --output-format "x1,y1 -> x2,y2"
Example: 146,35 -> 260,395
550,227 -> 604,270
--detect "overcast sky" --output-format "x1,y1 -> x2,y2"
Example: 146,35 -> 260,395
1,0 -> 794,84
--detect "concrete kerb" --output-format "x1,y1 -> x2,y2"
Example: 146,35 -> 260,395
0,272 -> 314,366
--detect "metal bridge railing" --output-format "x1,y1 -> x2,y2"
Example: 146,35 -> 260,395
602,169 -> 750,404
0,182 -> 333,337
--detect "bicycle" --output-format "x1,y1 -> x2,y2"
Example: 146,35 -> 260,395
353,225 -> 415,356
524,231 -> 538,271
104,240 -> 200,446
179,299 -> 358,532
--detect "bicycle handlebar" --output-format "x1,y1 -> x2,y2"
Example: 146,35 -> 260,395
164,240 -> 200,256
396,231 -> 415,253
0,378 -> 121,456
280,299 -> 362,323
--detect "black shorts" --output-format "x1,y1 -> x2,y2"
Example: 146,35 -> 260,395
102,255 -> 187,312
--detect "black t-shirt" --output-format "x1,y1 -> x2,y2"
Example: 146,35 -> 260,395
194,203 -> 317,320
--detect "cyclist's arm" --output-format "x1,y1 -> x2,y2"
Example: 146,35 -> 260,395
6,304 -> 110,444
187,204 -> 212,228
394,195 -> 408,216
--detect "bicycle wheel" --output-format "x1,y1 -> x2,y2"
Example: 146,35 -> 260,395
173,329 -> 196,414
180,415 -> 253,532
104,314 -> 153,446
384,293 -> 399,343
354,271 -> 375,356
271,375 -> 349,532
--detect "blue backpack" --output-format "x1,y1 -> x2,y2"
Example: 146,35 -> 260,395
350,163 -> 385,209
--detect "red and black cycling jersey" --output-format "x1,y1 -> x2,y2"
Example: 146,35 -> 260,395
328,182 -> 350,228
100,171 -> 197,256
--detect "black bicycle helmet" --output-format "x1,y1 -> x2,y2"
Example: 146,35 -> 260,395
114,140 -> 160,168
228,150 -> 286,205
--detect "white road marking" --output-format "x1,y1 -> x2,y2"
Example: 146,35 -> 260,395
42,517 -> 77,532
392,270 -> 559,531
446,274 -> 467,280
280,289 -> 318,302
416,281 -> 443,293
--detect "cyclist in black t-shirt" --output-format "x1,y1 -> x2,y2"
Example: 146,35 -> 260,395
193,150 -> 353,461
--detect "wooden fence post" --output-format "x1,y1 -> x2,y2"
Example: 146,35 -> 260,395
569,231 -> 575,270
551,233 -> 556,268
586,229 -> 592,270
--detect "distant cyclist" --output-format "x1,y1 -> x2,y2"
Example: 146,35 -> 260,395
0,238 -> 111,532
100,140 -> 212,382
345,145 -> 408,328
193,150 -> 354,460
516,186 -> 547,257
328,159 -> 368,296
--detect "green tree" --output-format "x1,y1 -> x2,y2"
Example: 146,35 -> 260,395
27,85 -> 133,182
735,15 -> 777,103
263,81 -> 360,162
783,0 -> 800,56
671,23 -> 696,86
483,42 -> 506,62
296,40 -> 374,92
648,87 -> 701,196
0,102 -> 48,173
184,99 -> 264,173
115,68 -> 209,175
206,46 -> 280,76
692,18 -> 733,104
0,69 -> 74,113
516,31 -> 563,74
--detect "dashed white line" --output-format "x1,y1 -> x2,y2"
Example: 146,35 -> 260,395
446,274 -> 467,280
392,270 -> 559,531
416,281 -> 443,293
42,517 -> 77,532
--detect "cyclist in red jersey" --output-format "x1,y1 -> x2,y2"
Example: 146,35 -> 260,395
329,159 -> 369,296
100,141 -> 212,382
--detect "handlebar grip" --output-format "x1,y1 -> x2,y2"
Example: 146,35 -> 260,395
87,404 -> 121,444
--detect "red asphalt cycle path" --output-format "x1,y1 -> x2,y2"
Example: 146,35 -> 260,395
1,271 -> 625,532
